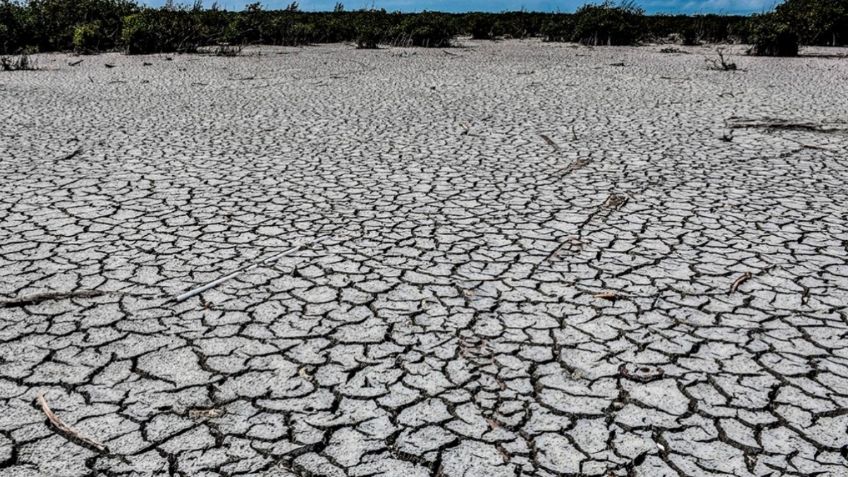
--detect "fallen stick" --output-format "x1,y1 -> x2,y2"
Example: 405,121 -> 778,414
729,272 -> 752,294
60,148 -> 82,161
539,134 -> 559,151
2,290 -> 105,308
594,291 -> 618,301
37,392 -> 108,453
727,117 -> 847,134
174,245 -> 301,302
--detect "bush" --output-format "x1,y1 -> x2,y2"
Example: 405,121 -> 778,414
468,13 -> 495,40
355,24 -> 380,48
0,0 -> 28,54
774,0 -> 847,46
749,15 -> 799,56
392,12 -> 455,47
540,17 -> 573,42
290,22 -> 314,44
680,28 -> 699,45
195,7 -> 229,45
121,10 -> 200,54
73,21 -> 106,53
25,0 -> 137,51
572,1 -> 644,46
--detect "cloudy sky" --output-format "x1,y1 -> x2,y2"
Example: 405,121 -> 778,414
147,0 -> 779,14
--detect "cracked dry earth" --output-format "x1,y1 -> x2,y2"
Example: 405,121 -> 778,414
2,40 -> 848,477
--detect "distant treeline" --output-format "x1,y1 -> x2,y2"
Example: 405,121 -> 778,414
0,0 -> 845,56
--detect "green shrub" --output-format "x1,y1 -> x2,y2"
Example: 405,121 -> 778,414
680,28 -> 699,45
121,10 -> 200,54
540,17 -> 573,42
468,13 -> 495,40
774,0 -> 847,46
572,1 -> 644,46
749,15 -> 799,56
73,21 -> 105,53
392,12 -> 455,47
290,22 -> 314,43
195,7 -> 229,45
25,0 -> 137,51
0,0 -> 28,54
355,24 -> 380,48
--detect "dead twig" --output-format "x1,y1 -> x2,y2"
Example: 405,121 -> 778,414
705,48 -> 737,71
593,291 -> 618,301
729,272 -> 752,294
727,117 -> 848,134
2,290 -> 105,308
602,194 -> 629,210
36,392 -> 108,453
68,59 -> 84,67
556,158 -> 591,176
539,133 -> 558,151
60,148 -> 82,161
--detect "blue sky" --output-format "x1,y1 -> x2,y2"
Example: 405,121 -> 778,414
148,0 -> 778,14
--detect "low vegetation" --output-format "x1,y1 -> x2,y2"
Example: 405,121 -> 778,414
0,0 -> 845,56
572,1 -> 644,46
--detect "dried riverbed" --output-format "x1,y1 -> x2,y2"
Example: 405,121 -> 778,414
2,40 -> 848,476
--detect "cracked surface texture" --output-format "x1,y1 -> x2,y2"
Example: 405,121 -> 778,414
2,41 -> 848,476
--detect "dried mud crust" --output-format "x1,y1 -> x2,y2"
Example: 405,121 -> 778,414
1,41 -> 848,476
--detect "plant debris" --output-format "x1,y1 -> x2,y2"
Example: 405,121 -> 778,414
557,158 -> 591,176
188,408 -> 224,419
2,290 -> 106,308
727,117 -> 848,134
602,193 -> 629,209
729,272 -> 752,293
706,48 -> 737,71
60,148 -> 82,161
618,364 -> 665,383
36,392 -> 108,453
594,291 -> 618,301
539,133 -> 558,150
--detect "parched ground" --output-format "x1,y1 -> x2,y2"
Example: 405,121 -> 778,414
1,40 -> 848,477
